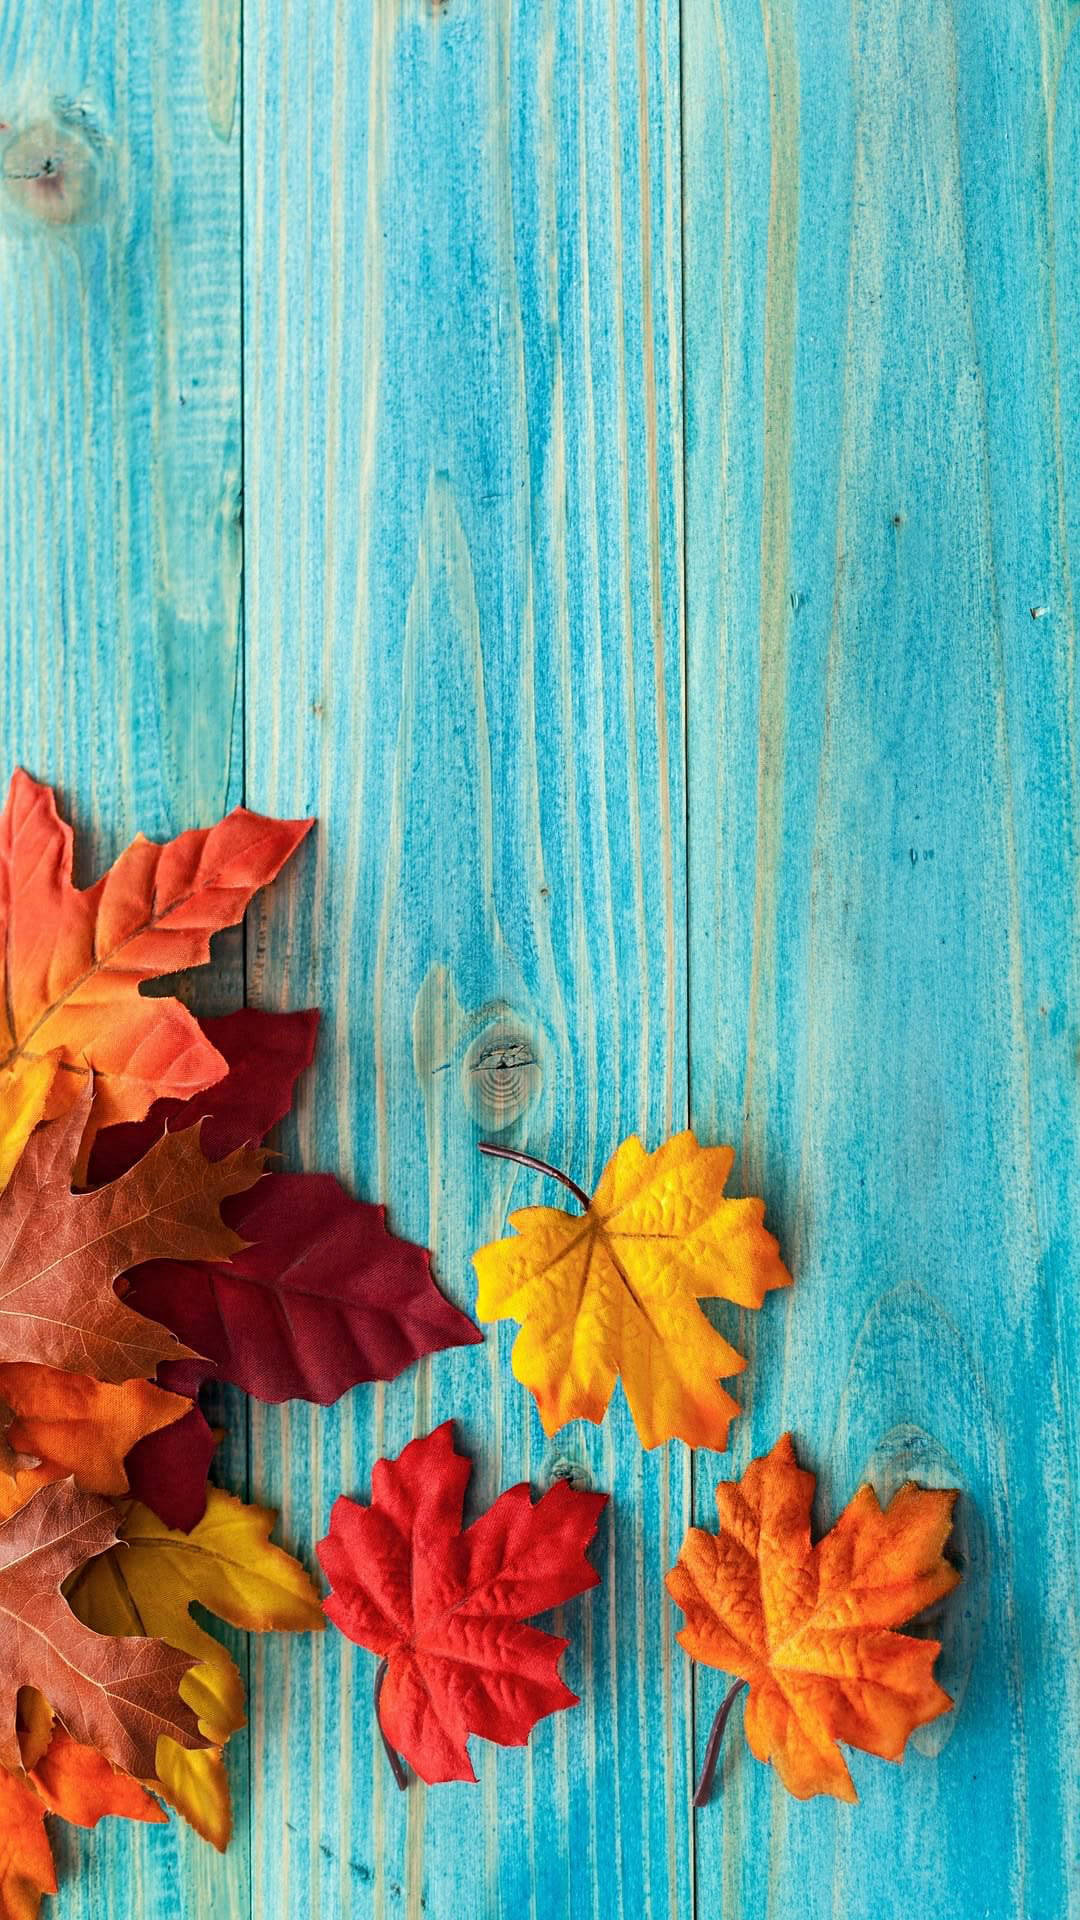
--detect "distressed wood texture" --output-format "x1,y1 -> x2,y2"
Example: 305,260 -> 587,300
242,2 -> 687,1918
684,3 -> 1080,1918
0,3 -> 249,1919
2,0 -> 1077,1915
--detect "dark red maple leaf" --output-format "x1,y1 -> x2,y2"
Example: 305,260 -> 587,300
88,1007 -> 320,1183
316,1423 -> 607,1784
101,1009 -> 479,1527
124,1356 -> 217,1533
127,1173 -> 481,1405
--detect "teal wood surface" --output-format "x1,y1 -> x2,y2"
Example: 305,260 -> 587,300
0,0 -> 1077,1916
684,3 -> 1080,1917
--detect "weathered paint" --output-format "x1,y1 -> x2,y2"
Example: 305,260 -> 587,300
0,0 -> 1074,1914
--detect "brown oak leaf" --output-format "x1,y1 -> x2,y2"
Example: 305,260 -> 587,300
0,1089 -> 262,1382
0,1479 -> 200,1778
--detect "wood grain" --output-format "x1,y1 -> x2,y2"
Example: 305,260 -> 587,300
0,3 -> 249,1917
242,2 -> 688,1917
0,0 -> 1075,1913
684,3 -> 1080,1915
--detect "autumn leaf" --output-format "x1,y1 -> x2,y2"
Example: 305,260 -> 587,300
29,1727 -> 165,1828
0,1365 -> 188,1496
473,1133 -> 790,1450
124,1357 -> 217,1535
127,1172 -> 482,1408
89,1007 -> 321,1183
0,1058 -> 56,1198
0,1479 -> 200,1778
96,1008 -> 481,1410
67,1488 -> 324,1850
0,769 -> 311,1137
317,1423 -> 607,1785
0,1766 -> 55,1920
0,1089 -> 262,1382
667,1434 -> 960,1802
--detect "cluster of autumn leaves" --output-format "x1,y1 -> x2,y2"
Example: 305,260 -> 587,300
0,774 -> 480,1919
0,773 -> 962,1920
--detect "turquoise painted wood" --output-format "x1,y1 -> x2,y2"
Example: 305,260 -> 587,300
0,0 -> 1077,1915
242,5 -> 688,1918
683,3 -> 1080,1917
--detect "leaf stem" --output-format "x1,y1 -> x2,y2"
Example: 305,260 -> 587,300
477,1141 -> 591,1212
374,1658 -> 409,1791
694,1680 -> 747,1808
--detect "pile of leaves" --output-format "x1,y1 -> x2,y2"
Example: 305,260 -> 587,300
0,772 -> 479,1918
0,767 -> 965,1915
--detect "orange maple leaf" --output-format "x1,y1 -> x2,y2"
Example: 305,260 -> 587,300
28,1726 -> 165,1830
0,1365 -> 188,1496
667,1434 -> 960,1801
0,1765 -> 56,1920
0,770 -> 311,1139
473,1133 -> 789,1448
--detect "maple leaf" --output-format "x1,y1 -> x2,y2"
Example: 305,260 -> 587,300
88,1006 -> 320,1183
0,1766 -> 55,1920
666,1434 -> 961,1802
124,1357 -> 217,1534
317,1423 -> 607,1785
0,1479 -> 200,1778
28,1726 -> 165,1829
473,1133 -> 790,1450
0,769 -> 311,1137
127,1172 -> 482,1406
66,1487 -> 324,1849
90,1008 -> 482,1411
0,1058 -> 56,1198
0,1089 -> 262,1382
0,1365 -> 187,1496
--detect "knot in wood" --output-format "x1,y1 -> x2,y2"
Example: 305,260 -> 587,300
462,1022 -> 541,1131
541,1451 -> 593,1493
1,117 -> 102,225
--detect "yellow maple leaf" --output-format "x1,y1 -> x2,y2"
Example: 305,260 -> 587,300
0,1057 -> 56,1193
65,1488 -> 324,1849
473,1131 -> 790,1449
667,1435 -> 961,1800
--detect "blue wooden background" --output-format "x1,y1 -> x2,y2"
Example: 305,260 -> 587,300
0,1 -> 1076,1915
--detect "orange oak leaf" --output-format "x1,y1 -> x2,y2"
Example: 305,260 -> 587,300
0,1090 -> 262,1382
0,1479 -> 201,1779
0,769 -> 311,1137
28,1727 -> 165,1829
0,1766 -> 55,1920
0,1366 -> 188,1496
667,1435 -> 961,1801
472,1133 -> 789,1449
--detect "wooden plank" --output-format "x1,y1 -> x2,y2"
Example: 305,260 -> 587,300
0,3 -> 246,1915
684,2 -> 1080,1915
242,1 -> 688,1916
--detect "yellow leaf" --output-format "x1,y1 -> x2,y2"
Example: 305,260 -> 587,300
0,1057 -> 56,1193
65,1487 -> 324,1849
473,1131 -> 790,1449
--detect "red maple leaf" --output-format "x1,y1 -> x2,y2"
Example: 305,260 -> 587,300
316,1423 -> 607,1784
